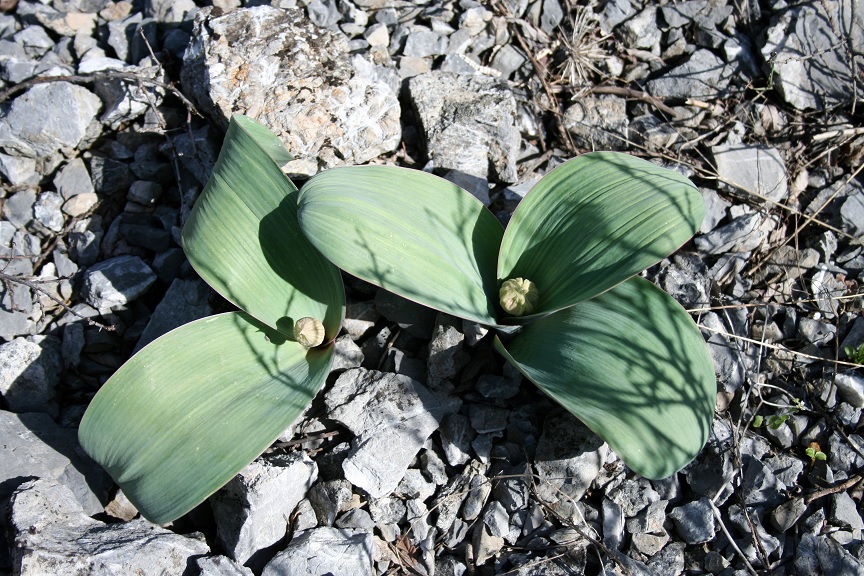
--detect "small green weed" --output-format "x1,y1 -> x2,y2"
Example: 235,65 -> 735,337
844,343 -> 864,365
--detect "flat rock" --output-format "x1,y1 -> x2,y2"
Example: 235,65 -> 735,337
0,337 -> 62,415
133,278 -> 213,352
563,96 -> 629,150
93,64 -> 166,129
197,555 -> 254,576
534,411 -> 607,507
409,71 -> 520,183
841,192 -> 864,237
646,49 -> 734,99
439,412 -> 476,466
9,479 -> 209,576
835,371 -> 864,408
0,81 -> 101,161
694,212 -> 771,255
325,368 -> 461,498
794,532 -> 864,573
2,188 -> 36,229
261,527 -> 374,576
0,410 -> 110,514
712,144 -> 788,203
210,452 -> 318,567
0,152 -> 38,187
770,497 -> 808,532
427,314 -> 467,392
332,334 -> 364,372
80,255 -> 157,310
762,0 -> 863,110
669,497 -> 715,544
619,6 -> 661,50
181,6 -> 400,177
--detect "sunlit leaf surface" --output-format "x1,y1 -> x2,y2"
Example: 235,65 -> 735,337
183,115 -> 344,339
79,312 -> 333,523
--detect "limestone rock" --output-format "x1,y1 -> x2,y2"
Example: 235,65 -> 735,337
210,453 -> 318,567
0,411 -> 110,513
9,479 -> 209,576
80,255 -> 157,310
181,6 -> 400,177
133,278 -> 213,352
712,144 -> 788,203
0,82 -> 101,161
534,411 -> 608,507
262,527 -> 374,576
563,96 -> 629,151
762,0 -> 864,110
0,337 -> 62,415
646,49 -> 734,99
325,368 -> 461,498
409,71 -> 520,183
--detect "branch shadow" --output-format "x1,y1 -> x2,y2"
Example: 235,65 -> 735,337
302,168 -> 503,327
508,277 -> 716,478
502,153 -> 704,321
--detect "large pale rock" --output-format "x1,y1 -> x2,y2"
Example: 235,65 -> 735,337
563,96 -> 629,151
181,6 -> 400,177
262,527 -> 374,576
0,82 -> 101,160
762,0 -> 864,110
9,479 -> 209,576
794,532 -> 864,573
210,453 -> 318,567
408,71 -> 520,183
325,368 -> 461,498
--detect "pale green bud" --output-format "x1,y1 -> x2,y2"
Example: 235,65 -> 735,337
499,278 -> 539,317
294,317 -> 325,348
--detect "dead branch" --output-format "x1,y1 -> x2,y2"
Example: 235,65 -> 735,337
0,272 -> 115,331
0,71 -> 202,119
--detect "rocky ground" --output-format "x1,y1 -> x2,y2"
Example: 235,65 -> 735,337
0,0 -> 863,574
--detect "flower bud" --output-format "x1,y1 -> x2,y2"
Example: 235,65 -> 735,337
499,278 -> 539,317
293,317 -> 325,348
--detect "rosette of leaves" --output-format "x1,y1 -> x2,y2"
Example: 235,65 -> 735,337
78,116 -> 344,523
297,152 -> 716,480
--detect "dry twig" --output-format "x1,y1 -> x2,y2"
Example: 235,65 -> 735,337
0,272 -> 115,331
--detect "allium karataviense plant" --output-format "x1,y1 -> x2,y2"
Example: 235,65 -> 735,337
80,115 -> 716,524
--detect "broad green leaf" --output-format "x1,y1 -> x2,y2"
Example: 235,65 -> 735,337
495,277 -> 715,479
298,166 -> 503,326
79,312 -> 333,524
182,115 -> 344,339
498,153 -> 704,320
